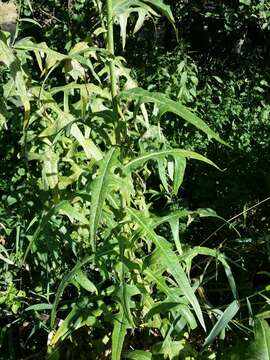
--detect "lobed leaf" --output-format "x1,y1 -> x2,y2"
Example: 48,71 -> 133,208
89,147 -> 119,251
112,305 -> 129,360
120,88 -> 227,145
127,208 -> 205,330
112,0 -> 176,49
124,149 -> 220,173
50,297 -> 98,346
0,33 -> 30,125
51,246 -> 116,328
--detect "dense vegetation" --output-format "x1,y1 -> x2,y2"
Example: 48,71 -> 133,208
0,0 -> 269,359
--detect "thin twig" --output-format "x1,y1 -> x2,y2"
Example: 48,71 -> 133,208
201,196 -> 270,246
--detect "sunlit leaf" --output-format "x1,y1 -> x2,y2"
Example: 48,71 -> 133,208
127,208 -> 205,330
50,297 -> 98,345
112,304 -> 129,360
73,269 -> 98,293
120,88 -> 227,145
70,123 -> 103,160
0,33 -> 30,125
124,149 -> 220,173
89,147 -> 119,251
112,0 -> 158,49
172,156 -> 186,195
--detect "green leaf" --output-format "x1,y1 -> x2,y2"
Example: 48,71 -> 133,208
153,339 -> 189,360
124,149 -> 220,173
144,269 -> 180,301
15,38 -> 106,76
89,147 -> 119,251
50,297 -> 98,346
120,88 -> 227,145
112,305 -> 128,360
152,209 -> 192,228
58,202 -> 88,225
42,147 -> 59,190
180,246 -> 238,300
51,246 -> 115,328
203,300 -> 240,348
112,0 -> 159,49
144,0 -> 175,29
73,269 -> 98,293
176,304 -> 197,330
0,33 -> 30,125
23,199 -> 91,264
19,18 -> 42,27
248,319 -> 270,360
168,217 -> 182,255
167,156 -> 186,195
50,82 -> 110,99
70,123 -> 103,161
239,0 -> 251,5
38,101 -> 74,137
25,303 -> 52,311
123,350 -> 152,359
15,39 -> 67,63
222,319 -> 270,360
127,208 -> 205,330
157,159 -> 169,192
116,284 -> 139,327
219,255 -> 238,300
112,0 -> 175,48
0,34 -> 14,65
144,301 -> 181,321
172,156 -> 186,195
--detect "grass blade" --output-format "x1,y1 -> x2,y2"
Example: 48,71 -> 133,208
203,300 -> 240,348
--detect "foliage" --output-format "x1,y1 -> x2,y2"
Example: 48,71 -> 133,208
0,0 -> 269,359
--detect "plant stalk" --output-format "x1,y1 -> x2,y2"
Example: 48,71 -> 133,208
106,0 -> 118,117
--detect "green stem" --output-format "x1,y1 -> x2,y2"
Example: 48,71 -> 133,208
106,0 -> 118,116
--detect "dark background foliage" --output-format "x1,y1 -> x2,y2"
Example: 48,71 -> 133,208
143,0 -> 270,313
